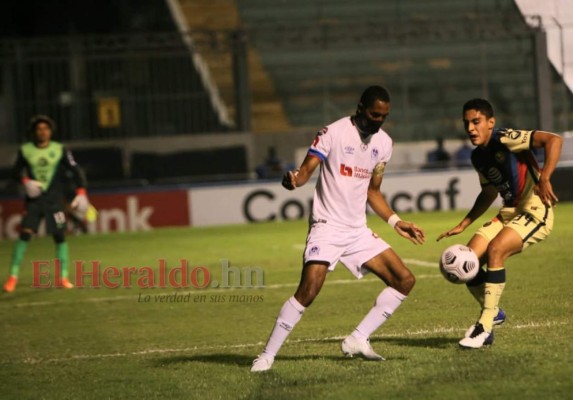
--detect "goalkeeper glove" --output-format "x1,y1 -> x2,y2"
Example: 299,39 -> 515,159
71,188 -> 89,215
22,177 -> 43,198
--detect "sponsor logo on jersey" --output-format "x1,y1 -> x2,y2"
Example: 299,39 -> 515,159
340,163 -> 353,176
485,167 -> 503,184
339,164 -> 371,179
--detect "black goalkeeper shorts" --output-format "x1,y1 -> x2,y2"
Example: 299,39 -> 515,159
20,196 -> 66,235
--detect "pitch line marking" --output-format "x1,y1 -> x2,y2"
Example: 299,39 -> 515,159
5,320 -> 567,365
3,273 -> 440,309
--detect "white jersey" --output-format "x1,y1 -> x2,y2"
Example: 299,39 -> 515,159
308,116 -> 393,229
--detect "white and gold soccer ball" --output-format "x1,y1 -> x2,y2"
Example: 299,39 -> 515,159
439,244 -> 479,284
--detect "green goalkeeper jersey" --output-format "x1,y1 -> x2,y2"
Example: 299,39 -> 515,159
12,141 -> 86,201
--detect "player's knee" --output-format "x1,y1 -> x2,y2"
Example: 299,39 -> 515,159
403,273 -> 416,293
394,272 -> 415,295
486,240 -> 508,263
294,285 -> 321,307
19,230 -> 33,242
52,231 -> 66,244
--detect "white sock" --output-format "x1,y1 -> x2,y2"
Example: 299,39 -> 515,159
351,287 -> 406,340
261,296 -> 305,358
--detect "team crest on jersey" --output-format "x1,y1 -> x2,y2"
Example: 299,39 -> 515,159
360,143 -> 368,151
495,152 -> 506,163
309,246 -> 320,256
371,148 -> 379,160
344,146 -> 355,155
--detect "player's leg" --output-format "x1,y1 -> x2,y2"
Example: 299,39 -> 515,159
3,229 -> 34,293
46,209 -> 73,289
52,231 -> 73,289
3,200 -> 43,292
465,233 -> 489,306
465,217 -> 507,326
342,248 -> 414,359
251,262 -> 328,372
460,227 -> 522,348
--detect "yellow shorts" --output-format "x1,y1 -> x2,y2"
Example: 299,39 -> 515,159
476,204 -> 554,250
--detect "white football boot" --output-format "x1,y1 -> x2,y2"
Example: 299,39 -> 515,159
459,323 -> 492,349
250,354 -> 274,372
341,335 -> 385,360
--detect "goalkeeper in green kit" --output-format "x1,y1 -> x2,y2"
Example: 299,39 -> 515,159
3,115 -> 89,292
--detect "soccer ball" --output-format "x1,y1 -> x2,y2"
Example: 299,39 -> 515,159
439,244 -> 479,284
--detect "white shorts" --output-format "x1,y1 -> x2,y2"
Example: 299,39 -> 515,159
303,223 -> 391,279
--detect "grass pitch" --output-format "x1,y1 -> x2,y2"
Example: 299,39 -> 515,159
1,204 -> 572,399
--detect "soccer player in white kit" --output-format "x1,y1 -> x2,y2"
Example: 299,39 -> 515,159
251,86 -> 425,372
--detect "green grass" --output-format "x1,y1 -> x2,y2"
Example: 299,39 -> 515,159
1,204 -> 572,399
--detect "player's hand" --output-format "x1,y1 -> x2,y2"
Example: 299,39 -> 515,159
23,179 -> 43,198
281,170 -> 299,191
395,221 -> 425,245
534,178 -> 558,207
71,189 -> 89,215
436,224 -> 465,242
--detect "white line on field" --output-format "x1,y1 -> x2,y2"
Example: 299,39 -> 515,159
403,258 -> 437,268
5,320 -> 567,365
2,272 -> 440,309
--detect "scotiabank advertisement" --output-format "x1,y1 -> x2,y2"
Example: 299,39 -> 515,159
0,190 -> 191,240
0,170 -> 501,239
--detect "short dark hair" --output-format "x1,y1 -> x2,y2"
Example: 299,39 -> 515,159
28,114 -> 56,134
463,98 -> 494,119
359,85 -> 390,109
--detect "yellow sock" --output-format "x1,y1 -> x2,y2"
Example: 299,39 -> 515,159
479,267 -> 506,331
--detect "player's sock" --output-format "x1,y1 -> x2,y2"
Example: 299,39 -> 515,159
478,267 -> 506,332
351,287 -> 406,340
466,266 -> 487,307
9,240 -> 29,277
260,296 -> 305,358
56,242 -> 70,279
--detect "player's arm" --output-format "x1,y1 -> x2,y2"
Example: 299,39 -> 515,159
531,131 -> 563,206
282,155 -> 321,190
62,147 -> 87,190
11,150 -> 28,182
62,147 -> 89,212
436,184 -> 498,241
367,164 -> 425,245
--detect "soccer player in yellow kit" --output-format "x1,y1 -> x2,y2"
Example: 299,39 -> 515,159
3,115 -> 89,292
438,99 -> 563,348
